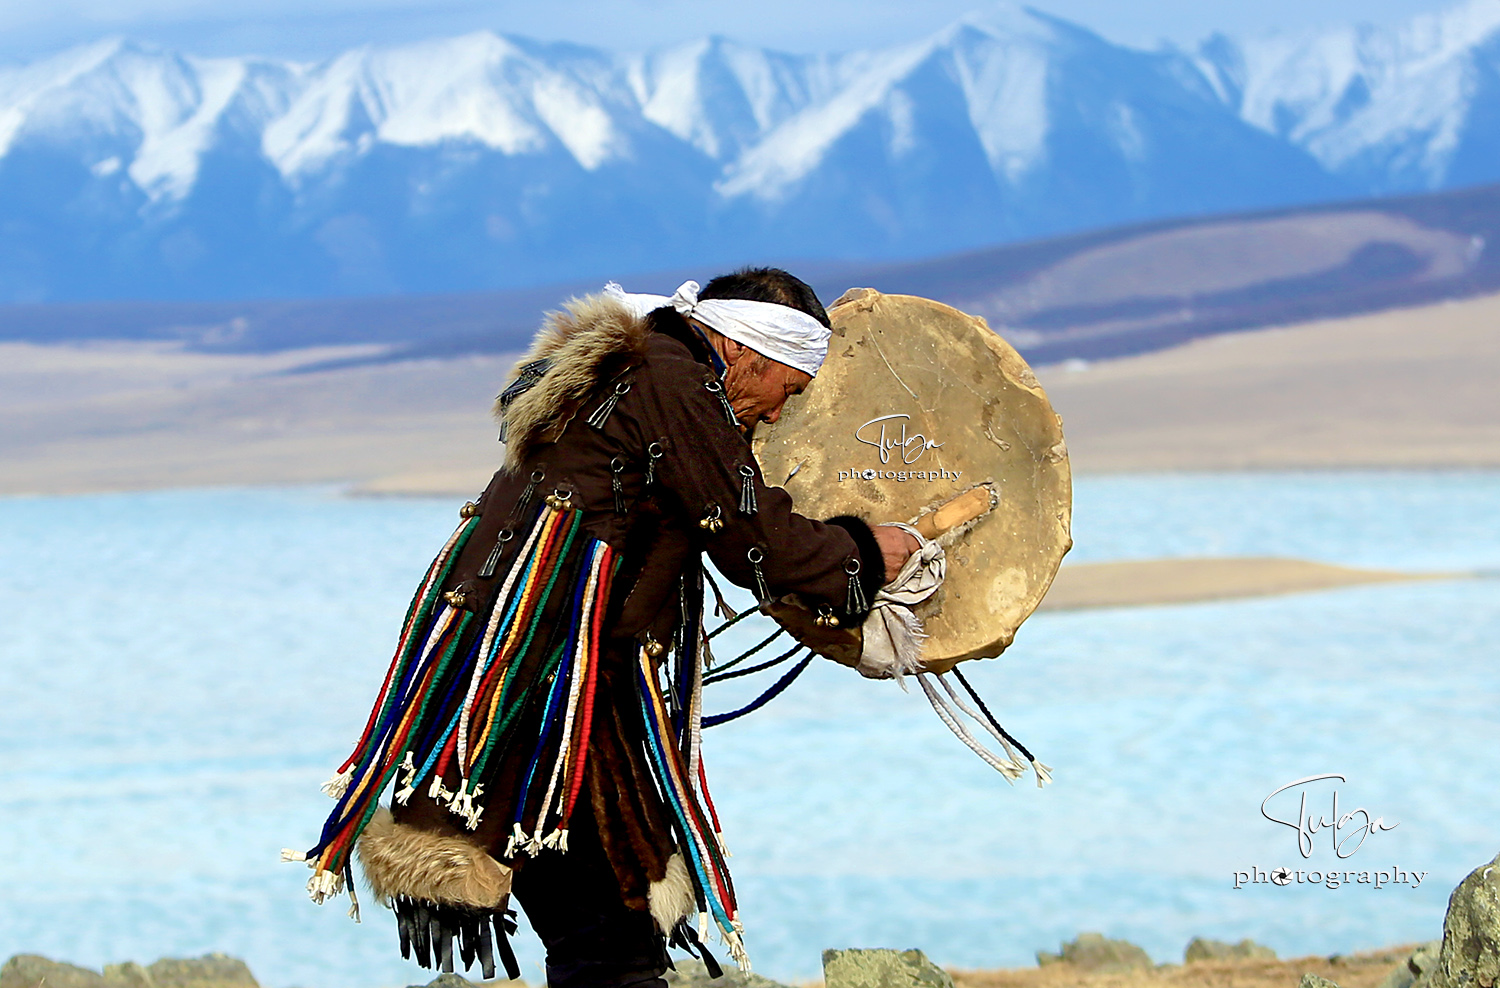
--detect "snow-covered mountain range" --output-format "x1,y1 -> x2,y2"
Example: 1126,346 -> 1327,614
3,1 -> 1500,302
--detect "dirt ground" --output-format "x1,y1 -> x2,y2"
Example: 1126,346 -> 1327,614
949,945 -> 1419,988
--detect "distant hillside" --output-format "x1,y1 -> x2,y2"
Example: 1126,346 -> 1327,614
7,0 -> 1500,300
4,181 -> 1497,367
853,180 -> 1500,363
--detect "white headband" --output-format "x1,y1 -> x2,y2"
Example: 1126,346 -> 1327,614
603,280 -> 831,377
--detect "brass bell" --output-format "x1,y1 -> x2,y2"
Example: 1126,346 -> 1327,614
643,635 -> 665,657
443,589 -> 468,608
459,501 -> 480,518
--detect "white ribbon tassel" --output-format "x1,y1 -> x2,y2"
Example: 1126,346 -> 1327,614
932,671 -> 1052,788
320,769 -> 352,799
727,920 -> 751,972
916,673 -> 1026,783
394,751 -> 419,805
306,869 -> 345,904
505,822 -> 528,858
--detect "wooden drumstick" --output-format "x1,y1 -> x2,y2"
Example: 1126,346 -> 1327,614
911,485 -> 995,540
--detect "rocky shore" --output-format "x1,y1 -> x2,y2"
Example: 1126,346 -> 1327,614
6,852 -> 1494,988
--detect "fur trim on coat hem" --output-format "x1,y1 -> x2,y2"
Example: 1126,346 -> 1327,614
357,807 -> 512,909
647,852 -> 695,934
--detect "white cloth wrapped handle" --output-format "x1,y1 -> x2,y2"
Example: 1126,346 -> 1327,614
854,522 -> 946,680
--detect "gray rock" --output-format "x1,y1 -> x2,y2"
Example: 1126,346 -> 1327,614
1,956 -> 256,988
102,963 -> 154,988
1184,937 -> 1277,963
143,957 -> 255,988
407,973 -> 533,988
1376,942 -> 1442,988
413,975 -> 475,988
664,958 -> 791,988
1034,933 -> 1152,973
822,948 -> 954,988
1,956 -> 108,988
1418,851 -> 1500,988
1299,975 -> 1341,988
1412,943 -> 1445,977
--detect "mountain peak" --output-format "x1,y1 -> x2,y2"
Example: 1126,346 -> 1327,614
0,1 -> 1495,302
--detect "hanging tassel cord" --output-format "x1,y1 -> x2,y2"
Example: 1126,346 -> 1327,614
706,604 -> 761,640
946,667 -> 1053,788
951,667 -> 1035,762
505,640 -> 574,854
701,626 -> 786,679
310,603 -> 464,854
932,672 -> 1024,766
639,654 -> 737,902
412,505 -> 566,809
636,655 -> 740,949
324,506 -> 480,815
559,551 -> 616,826
697,756 -> 724,842
507,548 -> 596,847
534,543 -> 606,844
915,673 -> 1026,784
333,516 -> 478,780
702,650 -> 813,728
702,567 -> 736,621
315,609 -> 477,866
703,640 -> 802,686
465,511 -> 584,783
400,630 -> 491,801
457,508 -> 569,775
457,504 -> 555,766
686,600 -> 706,783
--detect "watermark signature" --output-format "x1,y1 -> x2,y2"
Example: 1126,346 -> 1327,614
1233,866 -> 1428,890
837,467 -> 963,483
1261,773 -> 1399,858
1230,774 -> 1419,890
855,414 -> 944,464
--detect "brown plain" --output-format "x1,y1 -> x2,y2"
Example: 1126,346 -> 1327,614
1036,292 -> 1500,472
947,945 -> 1420,988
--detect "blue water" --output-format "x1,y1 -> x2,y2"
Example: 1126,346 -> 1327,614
1,474 -> 1497,986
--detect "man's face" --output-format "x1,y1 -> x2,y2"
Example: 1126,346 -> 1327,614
722,352 -> 812,430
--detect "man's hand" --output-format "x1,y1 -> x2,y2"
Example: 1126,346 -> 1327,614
873,524 -> 920,584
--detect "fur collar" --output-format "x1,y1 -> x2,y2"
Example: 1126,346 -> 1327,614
494,292 -> 651,468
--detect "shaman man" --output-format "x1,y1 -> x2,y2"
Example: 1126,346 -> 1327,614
291,268 -> 919,988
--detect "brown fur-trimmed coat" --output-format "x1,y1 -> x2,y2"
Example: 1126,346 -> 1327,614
363,294 -> 883,926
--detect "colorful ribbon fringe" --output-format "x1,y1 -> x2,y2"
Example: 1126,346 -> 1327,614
290,501 -> 618,903
635,649 -> 747,968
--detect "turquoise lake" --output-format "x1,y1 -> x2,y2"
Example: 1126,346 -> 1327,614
1,473 -> 1497,985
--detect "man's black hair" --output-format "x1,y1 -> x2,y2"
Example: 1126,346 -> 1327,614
698,267 -> 831,329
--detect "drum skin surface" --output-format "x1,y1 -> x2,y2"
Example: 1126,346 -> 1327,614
752,289 -> 1073,670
